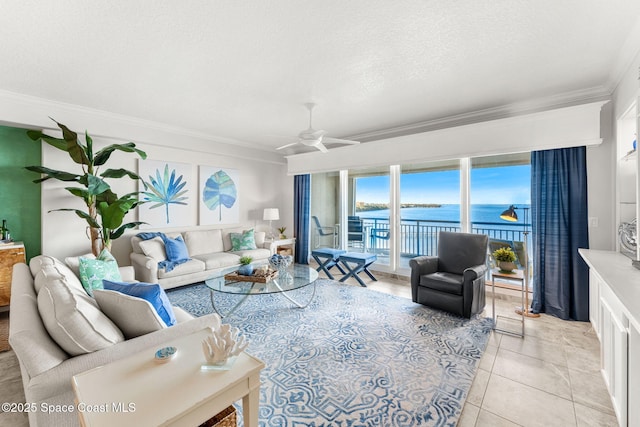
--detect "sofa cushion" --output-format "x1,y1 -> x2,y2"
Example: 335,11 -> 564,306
164,235 -> 190,262
102,280 -> 176,327
79,249 -> 122,296
157,258 -> 206,279
33,258 -> 85,294
230,248 -> 271,261
184,229 -> 224,256
37,266 -> 124,356
192,252 -> 241,270
230,228 -> 258,251
30,255 -> 78,286
420,272 -> 464,295
138,237 -> 167,261
93,289 -> 167,339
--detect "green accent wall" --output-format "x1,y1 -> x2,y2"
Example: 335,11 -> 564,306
0,126 -> 41,261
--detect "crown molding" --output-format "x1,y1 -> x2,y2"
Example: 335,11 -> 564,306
346,87 -> 611,143
0,89 -> 285,163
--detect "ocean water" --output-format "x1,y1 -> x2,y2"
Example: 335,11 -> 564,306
357,204 -> 531,225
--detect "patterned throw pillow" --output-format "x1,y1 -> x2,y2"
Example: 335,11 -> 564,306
78,249 -> 122,297
230,229 -> 257,251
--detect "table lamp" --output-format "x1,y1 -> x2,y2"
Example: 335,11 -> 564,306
263,208 -> 279,240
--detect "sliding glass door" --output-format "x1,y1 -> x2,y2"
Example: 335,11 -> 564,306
307,154 -> 530,275
470,153 -> 531,273
399,160 -> 461,270
349,166 -> 390,266
309,172 -> 340,249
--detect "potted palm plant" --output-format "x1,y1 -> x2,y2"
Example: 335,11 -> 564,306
26,120 -> 147,256
493,247 -> 517,272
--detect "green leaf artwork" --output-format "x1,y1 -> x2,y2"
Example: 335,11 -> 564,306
203,170 -> 237,221
142,164 -> 188,224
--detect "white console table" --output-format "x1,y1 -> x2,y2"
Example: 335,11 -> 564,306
72,328 -> 264,427
579,249 -> 640,427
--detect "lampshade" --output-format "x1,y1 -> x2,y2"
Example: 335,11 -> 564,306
500,205 -> 518,222
263,208 -> 280,221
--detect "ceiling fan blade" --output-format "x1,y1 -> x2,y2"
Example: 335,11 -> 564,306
276,142 -> 299,150
315,141 -> 329,153
322,137 -> 360,145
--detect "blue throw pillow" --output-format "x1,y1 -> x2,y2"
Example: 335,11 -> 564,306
164,235 -> 190,262
102,280 -> 176,327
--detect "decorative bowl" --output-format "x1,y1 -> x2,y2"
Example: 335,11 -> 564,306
269,254 -> 293,271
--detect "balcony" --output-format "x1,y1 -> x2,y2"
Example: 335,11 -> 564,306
355,217 -> 530,270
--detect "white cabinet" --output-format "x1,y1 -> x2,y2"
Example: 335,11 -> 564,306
599,284 -> 628,425
589,269 -> 602,340
580,249 -> 640,427
629,322 -> 640,426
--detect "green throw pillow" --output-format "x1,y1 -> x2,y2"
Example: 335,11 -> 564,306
230,229 -> 257,251
79,249 -> 122,297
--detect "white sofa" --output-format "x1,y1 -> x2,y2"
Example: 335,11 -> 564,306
8,255 -> 221,427
130,228 -> 272,289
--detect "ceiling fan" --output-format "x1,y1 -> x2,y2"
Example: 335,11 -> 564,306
276,103 -> 360,153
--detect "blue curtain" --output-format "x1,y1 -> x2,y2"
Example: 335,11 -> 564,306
294,174 -> 311,264
531,147 -> 590,321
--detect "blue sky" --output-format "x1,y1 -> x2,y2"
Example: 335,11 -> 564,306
356,165 -> 531,204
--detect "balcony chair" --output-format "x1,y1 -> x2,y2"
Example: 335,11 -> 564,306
347,216 -> 365,249
409,231 -> 488,318
311,216 -> 338,248
369,228 -> 391,254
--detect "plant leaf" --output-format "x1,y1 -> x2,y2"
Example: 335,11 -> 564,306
86,174 -> 111,196
101,168 -> 142,180
26,130 -> 68,151
25,165 -> 80,183
94,143 -> 147,166
53,120 -> 90,166
110,222 -> 146,240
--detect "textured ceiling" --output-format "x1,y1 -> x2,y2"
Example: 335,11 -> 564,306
1,1 -> 639,155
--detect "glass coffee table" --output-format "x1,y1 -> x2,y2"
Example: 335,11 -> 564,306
205,264 -> 319,317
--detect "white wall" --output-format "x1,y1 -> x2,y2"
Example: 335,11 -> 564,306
0,92 -> 292,265
586,102 -> 616,251
286,102 -> 606,175
40,138 -> 292,265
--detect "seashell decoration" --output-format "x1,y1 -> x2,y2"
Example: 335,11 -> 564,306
201,324 -> 249,366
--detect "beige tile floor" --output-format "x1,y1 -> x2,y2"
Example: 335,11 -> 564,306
358,271 -> 617,427
0,271 -> 617,427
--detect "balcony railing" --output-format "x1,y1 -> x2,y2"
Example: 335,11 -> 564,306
361,217 -> 529,257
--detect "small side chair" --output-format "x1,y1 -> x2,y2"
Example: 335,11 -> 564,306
311,216 -> 338,248
409,231 -> 488,318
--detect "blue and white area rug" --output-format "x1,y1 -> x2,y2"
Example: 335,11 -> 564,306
167,279 -> 492,427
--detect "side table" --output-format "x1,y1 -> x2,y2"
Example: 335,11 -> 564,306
72,327 -> 265,427
265,238 -> 296,258
0,241 -> 26,310
491,269 -> 525,338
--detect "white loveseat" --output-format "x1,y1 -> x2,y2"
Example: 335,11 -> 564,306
8,255 -> 221,427
130,227 -> 272,289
